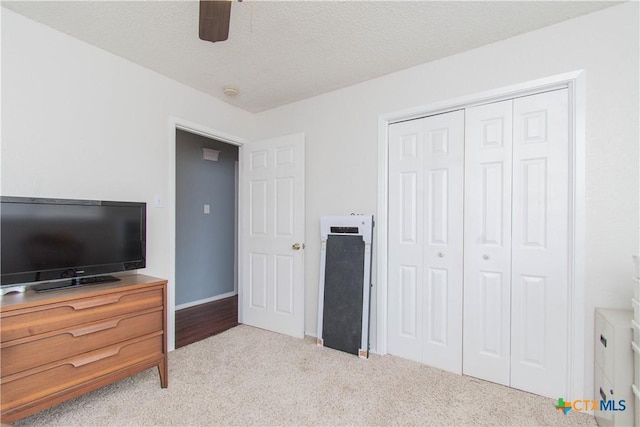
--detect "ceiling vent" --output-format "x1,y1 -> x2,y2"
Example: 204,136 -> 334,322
202,148 -> 221,161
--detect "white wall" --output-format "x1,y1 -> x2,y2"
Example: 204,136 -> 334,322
1,8 -> 255,345
253,2 -> 639,399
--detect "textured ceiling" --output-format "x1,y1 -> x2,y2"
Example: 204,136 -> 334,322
3,0 -> 620,113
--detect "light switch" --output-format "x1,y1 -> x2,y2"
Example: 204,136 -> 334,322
204,204 -> 210,214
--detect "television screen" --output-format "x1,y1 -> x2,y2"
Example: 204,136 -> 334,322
1,197 -> 146,287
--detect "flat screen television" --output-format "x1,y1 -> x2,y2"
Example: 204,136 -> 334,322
1,196 -> 146,291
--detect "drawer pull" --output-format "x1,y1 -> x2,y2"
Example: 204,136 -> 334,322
600,334 -> 607,348
70,346 -> 121,368
69,294 -> 123,310
600,387 -> 607,402
69,318 -> 121,337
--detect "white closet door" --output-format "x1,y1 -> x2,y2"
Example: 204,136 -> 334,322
388,110 -> 464,374
421,111 -> 464,373
388,118 -> 424,363
510,89 -> 569,397
463,100 -> 513,386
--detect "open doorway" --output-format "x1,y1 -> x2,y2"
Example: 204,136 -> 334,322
174,129 -> 239,348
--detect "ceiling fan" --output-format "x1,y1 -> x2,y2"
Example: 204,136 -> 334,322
199,0 -> 240,43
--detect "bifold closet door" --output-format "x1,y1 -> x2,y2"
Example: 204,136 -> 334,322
388,110 -> 464,374
463,99 -> 514,386
510,89 -> 569,398
463,89 -> 569,398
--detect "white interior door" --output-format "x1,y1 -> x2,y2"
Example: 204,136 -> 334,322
463,99 -> 513,386
388,110 -> 464,374
240,133 -> 305,338
510,89 -> 569,397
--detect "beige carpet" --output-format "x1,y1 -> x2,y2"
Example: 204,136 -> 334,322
14,325 -> 596,426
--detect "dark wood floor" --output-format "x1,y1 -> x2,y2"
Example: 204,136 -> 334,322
175,294 -> 238,349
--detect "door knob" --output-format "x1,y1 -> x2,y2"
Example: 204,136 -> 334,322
483,254 -> 490,260
292,243 -> 301,250
438,252 -> 445,258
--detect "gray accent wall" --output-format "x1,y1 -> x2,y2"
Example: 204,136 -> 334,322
175,129 -> 238,306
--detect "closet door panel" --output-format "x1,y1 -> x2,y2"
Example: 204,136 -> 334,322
388,111 -> 464,374
388,119 -> 425,363
510,89 -> 569,398
422,110 -> 464,374
463,100 -> 513,386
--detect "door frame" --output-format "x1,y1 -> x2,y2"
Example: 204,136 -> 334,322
168,117 -> 248,351
376,70 -> 586,400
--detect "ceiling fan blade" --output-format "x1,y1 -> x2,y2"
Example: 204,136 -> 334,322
199,0 -> 231,43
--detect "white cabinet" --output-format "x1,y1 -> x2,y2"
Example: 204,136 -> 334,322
594,308 -> 633,427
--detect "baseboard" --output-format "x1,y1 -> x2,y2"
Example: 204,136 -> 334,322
175,291 -> 237,311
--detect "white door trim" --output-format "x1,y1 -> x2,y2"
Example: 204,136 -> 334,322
168,117 -> 248,351
376,70 -> 586,400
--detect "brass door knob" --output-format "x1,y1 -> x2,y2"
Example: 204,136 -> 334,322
292,243 -> 301,250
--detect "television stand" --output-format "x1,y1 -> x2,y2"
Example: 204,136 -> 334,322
32,275 -> 121,293
0,274 -> 168,422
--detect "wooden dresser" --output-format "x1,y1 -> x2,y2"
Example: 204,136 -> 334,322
0,274 -> 168,423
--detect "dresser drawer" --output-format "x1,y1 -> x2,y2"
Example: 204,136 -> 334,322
595,310 -> 613,373
0,287 -> 163,342
594,366 -> 615,427
1,309 -> 163,376
0,333 -> 163,412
